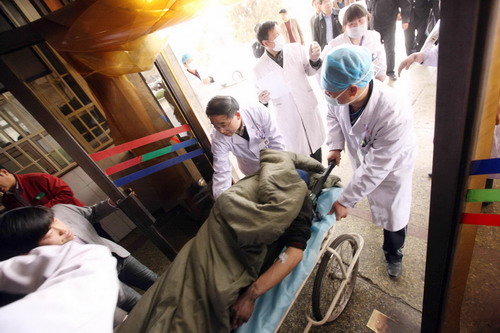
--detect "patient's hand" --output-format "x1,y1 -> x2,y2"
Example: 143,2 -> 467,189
230,286 -> 258,329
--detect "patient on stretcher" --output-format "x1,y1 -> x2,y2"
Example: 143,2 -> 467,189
116,150 -> 339,333
229,191 -> 313,329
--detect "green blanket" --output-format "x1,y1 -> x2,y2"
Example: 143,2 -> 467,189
117,150 -> 327,333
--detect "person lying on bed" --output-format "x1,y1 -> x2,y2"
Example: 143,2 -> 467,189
115,150 -> 339,333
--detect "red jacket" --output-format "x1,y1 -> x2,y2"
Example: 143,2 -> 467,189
2,173 -> 84,210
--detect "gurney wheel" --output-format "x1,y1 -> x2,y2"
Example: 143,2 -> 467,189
311,234 -> 359,322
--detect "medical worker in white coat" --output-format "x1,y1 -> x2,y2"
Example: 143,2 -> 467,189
398,44 -> 439,77
254,21 -> 325,162
321,3 -> 387,81
207,95 -> 286,199
322,45 -> 417,278
0,242 -> 118,333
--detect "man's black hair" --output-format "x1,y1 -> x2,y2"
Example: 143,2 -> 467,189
0,206 -> 54,260
257,21 -> 278,44
206,96 -> 239,118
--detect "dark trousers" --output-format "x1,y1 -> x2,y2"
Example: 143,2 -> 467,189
116,255 -> 158,312
376,22 -> 396,75
383,226 -> 407,264
404,17 -> 428,55
310,147 -> 322,163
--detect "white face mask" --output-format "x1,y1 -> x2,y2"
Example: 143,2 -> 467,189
347,23 -> 367,39
325,88 -> 349,106
272,34 -> 285,52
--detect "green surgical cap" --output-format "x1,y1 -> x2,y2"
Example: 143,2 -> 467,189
321,45 -> 373,92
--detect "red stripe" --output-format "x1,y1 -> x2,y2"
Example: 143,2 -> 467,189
462,213 -> 500,227
105,156 -> 142,176
90,124 -> 190,161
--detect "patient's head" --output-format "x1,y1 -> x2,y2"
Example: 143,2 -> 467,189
0,206 -> 74,260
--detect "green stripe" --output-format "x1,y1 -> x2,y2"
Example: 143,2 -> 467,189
467,189 -> 500,202
142,146 -> 173,162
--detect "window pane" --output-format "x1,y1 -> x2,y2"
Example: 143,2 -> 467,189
21,164 -> 44,174
0,155 -> 18,172
19,141 -> 42,161
70,117 -> 87,134
48,151 -> 69,168
63,75 -> 91,105
0,133 -> 11,148
0,91 -> 75,175
6,147 -> 31,166
81,113 -> 97,128
90,107 -> 106,123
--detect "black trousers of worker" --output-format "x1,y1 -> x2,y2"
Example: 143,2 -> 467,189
404,16 -> 428,55
375,22 -> 397,76
383,226 -> 407,264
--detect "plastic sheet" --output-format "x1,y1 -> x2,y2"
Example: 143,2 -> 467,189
39,0 -> 237,76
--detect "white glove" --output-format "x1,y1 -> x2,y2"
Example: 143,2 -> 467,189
309,41 -> 321,62
258,90 -> 271,104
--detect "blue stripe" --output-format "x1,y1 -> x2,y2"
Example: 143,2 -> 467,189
470,158 -> 500,175
113,148 -> 204,187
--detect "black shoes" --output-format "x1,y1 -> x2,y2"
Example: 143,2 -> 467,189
387,262 -> 403,278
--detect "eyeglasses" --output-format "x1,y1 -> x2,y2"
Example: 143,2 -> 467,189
210,117 -> 235,131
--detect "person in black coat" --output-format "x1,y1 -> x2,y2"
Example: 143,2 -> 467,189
313,0 -> 342,50
367,0 -> 411,81
404,0 -> 435,55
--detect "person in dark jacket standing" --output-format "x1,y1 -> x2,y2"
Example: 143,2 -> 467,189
403,0 -> 433,55
367,0 -> 411,81
310,0 -> 322,36
313,0 -> 342,50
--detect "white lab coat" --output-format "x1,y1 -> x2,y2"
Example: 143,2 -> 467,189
327,80 -> 417,231
254,43 -> 326,156
211,104 -> 286,199
321,30 -> 387,79
423,44 -> 439,67
0,242 -> 119,333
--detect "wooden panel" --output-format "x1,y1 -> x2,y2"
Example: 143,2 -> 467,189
442,1 -> 500,331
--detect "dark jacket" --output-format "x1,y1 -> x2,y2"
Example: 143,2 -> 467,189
408,0 -> 433,23
312,11 -> 342,49
367,0 -> 411,30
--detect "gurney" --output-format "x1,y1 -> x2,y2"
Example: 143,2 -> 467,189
237,164 -> 364,333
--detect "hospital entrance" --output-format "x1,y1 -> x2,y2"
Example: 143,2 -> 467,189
0,0 -> 498,332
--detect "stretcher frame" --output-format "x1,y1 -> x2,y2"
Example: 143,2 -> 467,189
277,164 -> 365,332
